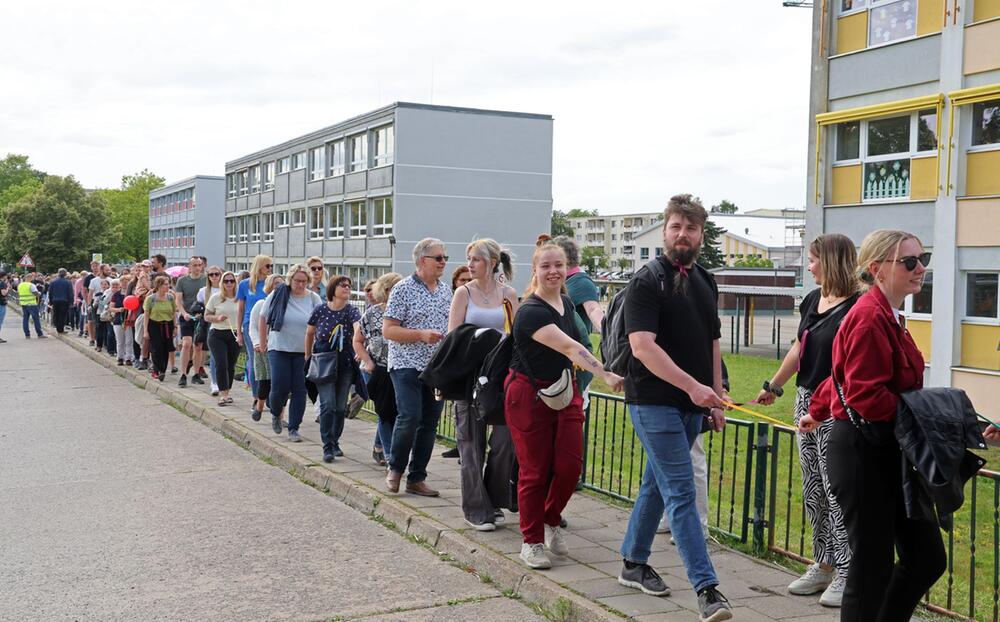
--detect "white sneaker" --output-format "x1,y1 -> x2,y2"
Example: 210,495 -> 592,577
464,518 -> 496,532
819,572 -> 845,607
520,542 -> 551,569
544,524 -> 569,557
656,515 -> 671,534
788,563 -> 833,595
493,509 -> 506,525
210,382 -> 219,396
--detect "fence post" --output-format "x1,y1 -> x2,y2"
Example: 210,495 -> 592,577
580,401 -> 591,488
751,422 -> 770,554
776,319 -> 781,360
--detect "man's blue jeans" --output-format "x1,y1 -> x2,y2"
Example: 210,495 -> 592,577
317,368 -> 353,453
621,404 -> 719,593
22,305 -> 42,337
268,350 -> 306,432
0,303 -> 7,336
242,321 -> 257,395
389,368 -> 443,483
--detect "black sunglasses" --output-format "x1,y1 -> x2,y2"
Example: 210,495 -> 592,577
264,264 -> 273,269
223,279 -> 236,283
208,272 -> 221,277
310,266 -> 324,272
891,252 -> 931,272
423,254 -> 449,263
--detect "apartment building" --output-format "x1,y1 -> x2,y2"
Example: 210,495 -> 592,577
567,212 -> 663,270
223,102 -> 552,292
148,176 -> 226,267
806,0 -> 1000,417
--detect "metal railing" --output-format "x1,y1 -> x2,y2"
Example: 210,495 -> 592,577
433,390 -> 998,621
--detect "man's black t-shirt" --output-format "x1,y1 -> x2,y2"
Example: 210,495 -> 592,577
623,257 -> 721,409
511,294 -> 580,382
83,274 -> 95,291
795,289 -> 859,391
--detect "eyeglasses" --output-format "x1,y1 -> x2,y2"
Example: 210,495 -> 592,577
264,264 -> 273,269
337,282 -> 352,288
890,252 -> 931,271
208,272 -> 221,277
292,278 -> 310,284
423,255 -> 449,263
310,266 -> 323,272
364,289 -> 372,293
223,279 -> 236,284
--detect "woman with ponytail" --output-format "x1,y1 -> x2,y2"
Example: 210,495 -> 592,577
446,238 -> 519,531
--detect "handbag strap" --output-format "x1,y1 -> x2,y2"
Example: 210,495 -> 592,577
832,376 -> 867,432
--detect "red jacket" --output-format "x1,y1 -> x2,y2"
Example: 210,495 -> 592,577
809,286 -> 924,423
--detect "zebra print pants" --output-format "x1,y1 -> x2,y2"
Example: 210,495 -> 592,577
795,386 -> 852,572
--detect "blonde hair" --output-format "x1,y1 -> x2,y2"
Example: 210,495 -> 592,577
373,272 -> 403,304
286,263 -> 311,284
467,238 -> 515,282
522,241 -> 568,298
306,256 -> 326,286
809,234 -> 859,299
248,254 -> 272,291
219,271 -> 238,302
203,265 -> 222,303
857,229 -> 922,291
263,274 -> 284,294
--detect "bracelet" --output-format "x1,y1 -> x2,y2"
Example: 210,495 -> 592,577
763,380 -> 784,397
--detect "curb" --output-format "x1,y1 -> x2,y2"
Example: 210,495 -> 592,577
26,307 -> 625,622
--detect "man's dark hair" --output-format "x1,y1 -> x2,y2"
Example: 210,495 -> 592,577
663,194 -> 708,229
153,254 -> 167,268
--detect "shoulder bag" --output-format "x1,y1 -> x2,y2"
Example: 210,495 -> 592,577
833,377 -> 896,447
306,323 -> 343,385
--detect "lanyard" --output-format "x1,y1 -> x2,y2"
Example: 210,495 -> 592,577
722,401 -> 789,428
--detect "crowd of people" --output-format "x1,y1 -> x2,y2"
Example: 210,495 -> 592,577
3,192 -> 997,622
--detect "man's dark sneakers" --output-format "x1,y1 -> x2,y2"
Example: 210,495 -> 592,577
323,451 -> 335,463
697,585 -> 732,622
178,375 -> 187,388
441,447 -> 459,458
37,334 -> 47,339
271,414 -> 283,435
618,561 -> 671,596
191,374 -> 204,385
251,408 -> 262,422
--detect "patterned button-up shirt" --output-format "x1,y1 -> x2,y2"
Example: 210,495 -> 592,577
384,273 -> 452,371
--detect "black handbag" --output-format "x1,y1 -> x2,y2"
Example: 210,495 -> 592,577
306,351 -> 339,385
834,378 -> 896,447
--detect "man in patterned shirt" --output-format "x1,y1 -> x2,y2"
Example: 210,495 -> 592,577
383,238 -> 452,497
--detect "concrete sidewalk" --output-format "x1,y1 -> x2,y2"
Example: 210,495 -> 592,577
15,307 -> 842,621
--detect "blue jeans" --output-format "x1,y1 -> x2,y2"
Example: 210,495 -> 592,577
621,404 -> 719,592
0,304 -> 6,336
268,350 -> 306,432
361,369 -> 382,450
317,367 -> 354,453
389,368 -> 443,483
242,321 -> 257,395
22,305 -> 42,337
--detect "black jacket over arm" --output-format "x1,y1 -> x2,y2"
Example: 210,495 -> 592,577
420,323 -> 504,401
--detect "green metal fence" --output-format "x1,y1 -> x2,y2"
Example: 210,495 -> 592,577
435,390 -> 999,621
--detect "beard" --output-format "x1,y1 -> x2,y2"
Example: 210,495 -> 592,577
665,240 -> 701,266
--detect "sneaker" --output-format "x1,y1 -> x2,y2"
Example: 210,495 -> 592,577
151,371 -> 159,380
171,366 -> 178,374
618,561 -> 671,597
656,515 -> 671,534
346,394 -> 364,419
519,543 -> 552,569
271,414 -> 283,435
198,368 -> 208,379
117,359 -> 124,366
288,429 -> 302,442
178,375 -> 187,388
544,524 -> 569,556
697,586 -> 733,622
191,374 -> 204,385
158,374 -> 165,383
332,447 -> 344,458
137,360 -> 148,370
819,572 -> 845,607
211,382 -> 220,396
788,563 -> 833,595
464,518 -> 496,532
251,408 -> 262,422
323,451 -> 335,463
494,509 -> 506,525
559,517 -> 568,529
441,447 -> 459,458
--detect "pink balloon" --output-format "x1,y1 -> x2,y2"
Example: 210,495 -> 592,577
123,295 -> 140,311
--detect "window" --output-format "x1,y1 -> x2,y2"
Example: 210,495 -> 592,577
263,161 -> 275,190
277,210 -> 289,228
309,146 -> 325,181
655,247 -> 663,257
372,197 -> 393,236
911,270 -> 933,314
373,125 -> 394,166
277,156 -> 290,174
309,206 -> 325,239
238,170 -> 248,196
867,115 -> 910,156
917,109 -> 937,152
328,203 -> 344,238
238,217 -> 248,243
292,151 -> 306,170
640,247 -> 650,260
972,99 -> 1000,147
967,273 -> 999,320
249,165 -> 261,193
328,140 -> 345,176
262,212 -> 275,242
349,133 -> 368,172
349,200 -> 367,236
227,218 -> 237,243
611,234 -> 617,241
868,0 -> 916,46
835,121 -> 860,161
840,0 -> 866,13
291,207 -> 306,226
227,174 -> 237,198
248,215 -> 260,242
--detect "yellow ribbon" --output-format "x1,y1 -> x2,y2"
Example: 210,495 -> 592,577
723,401 -> 791,428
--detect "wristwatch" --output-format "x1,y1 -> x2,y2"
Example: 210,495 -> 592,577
763,380 -> 784,398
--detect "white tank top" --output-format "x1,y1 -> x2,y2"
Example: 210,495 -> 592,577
464,297 -> 506,332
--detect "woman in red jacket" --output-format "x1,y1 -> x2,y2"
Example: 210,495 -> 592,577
799,229 -> 941,621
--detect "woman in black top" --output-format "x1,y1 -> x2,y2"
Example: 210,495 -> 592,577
506,241 -> 623,571
755,234 -> 859,607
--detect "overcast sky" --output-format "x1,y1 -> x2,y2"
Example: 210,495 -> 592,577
1,1 -> 813,215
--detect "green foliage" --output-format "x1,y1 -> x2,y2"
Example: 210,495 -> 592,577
0,154 -> 45,198
96,169 -> 164,263
698,220 -> 727,269
581,246 -> 608,271
565,208 -> 598,217
711,199 -> 738,213
550,209 -> 573,237
0,175 -> 110,272
733,255 -> 774,268
616,256 -> 631,271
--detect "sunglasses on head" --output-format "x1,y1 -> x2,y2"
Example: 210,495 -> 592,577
423,254 -> 449,263
890,252 -> 931,271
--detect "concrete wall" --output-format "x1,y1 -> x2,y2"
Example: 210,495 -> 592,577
829,34 -> 942,100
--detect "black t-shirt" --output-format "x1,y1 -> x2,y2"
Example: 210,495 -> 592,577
795,289 -> 859,391
511,294 -> 580,382
623,258 -> 722,409
83,274 -> 95,291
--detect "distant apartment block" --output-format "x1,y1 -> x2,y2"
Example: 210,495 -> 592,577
567,212 -> 662,269
222,102 -> 553,291
148,176 -> 226,268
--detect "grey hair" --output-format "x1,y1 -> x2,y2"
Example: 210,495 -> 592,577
412,237 -> 445,264
58,268 -> 67,277
552,235 -> 581,268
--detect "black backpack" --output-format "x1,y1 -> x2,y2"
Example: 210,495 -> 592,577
600,258 -> 667,376
471,334 -> 514,426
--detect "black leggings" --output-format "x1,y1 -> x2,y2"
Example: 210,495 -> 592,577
147,319 -> 175,375
826,419 -> 946,622
208,329 -> 240,392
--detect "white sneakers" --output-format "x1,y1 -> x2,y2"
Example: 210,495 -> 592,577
656,515 -> 671,534
819,572 -> 845,607
788,563 -> 834,595
544,524 -> 569,556
520,543 -> 551,569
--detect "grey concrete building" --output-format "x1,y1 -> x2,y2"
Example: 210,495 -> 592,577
223,102 -> 553,292
149,176 -> 226,268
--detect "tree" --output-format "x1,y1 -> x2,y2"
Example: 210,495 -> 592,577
581,246 -> 608,272
0,154 -> 45,198
551,209 -> 574,237
96,169 -> 164,263
734,255 -> 774,268
0,175 -> 111,273
566,208 -> 598,217
711,199 -> 738,214
616,256 -> 631,272
698,221 -> 727,269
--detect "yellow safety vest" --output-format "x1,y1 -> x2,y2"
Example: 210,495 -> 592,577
18,281 -> 37,306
